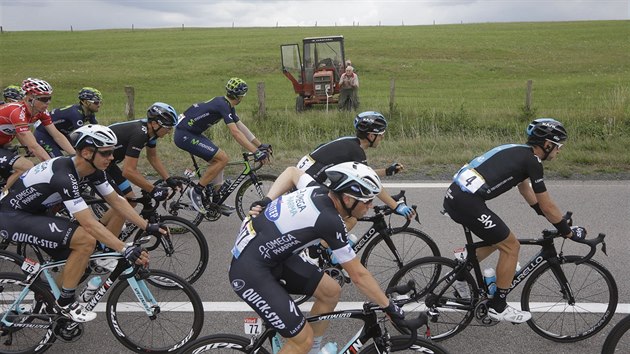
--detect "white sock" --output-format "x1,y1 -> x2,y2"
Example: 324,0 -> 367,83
308,336 -> 323,354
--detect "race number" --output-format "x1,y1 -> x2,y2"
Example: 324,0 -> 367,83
455,168 -> 486,194
231,217 -> 257,258
296,155 -> 315,171
244,317 -> 263,335
21,258 -> 40,274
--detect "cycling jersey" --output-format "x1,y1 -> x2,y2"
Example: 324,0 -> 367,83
229,182 -> 355,337
296,136 -> 367,183
0,157 -> 114,260
0,102 -> 52,146
109,119 -> 157,163
177,96 -> 240,134
34,104 -> 97,157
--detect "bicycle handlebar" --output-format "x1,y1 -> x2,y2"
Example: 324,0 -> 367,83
541,211 -> 608,264
360,190 -> 419,227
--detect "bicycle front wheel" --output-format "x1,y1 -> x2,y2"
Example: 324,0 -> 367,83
521,256 -> 618,342
138,215 -> 209,285
361,227 -> 440,288
106,269 -> 204,353
602,314 -> 630,354
178,334 -> 272,354
154,176 -> 206,226
360,335 -> 449,353
0,272 -> 57,354
388,256 -> 476,341
235,173 -> 277,220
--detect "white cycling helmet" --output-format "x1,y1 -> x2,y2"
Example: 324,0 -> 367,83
70,124 -> 117,149
325,162 -> 382,201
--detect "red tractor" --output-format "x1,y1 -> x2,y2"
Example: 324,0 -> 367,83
281,35 -> 346,112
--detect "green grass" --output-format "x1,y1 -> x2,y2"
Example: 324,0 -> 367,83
1,21 -> 629,178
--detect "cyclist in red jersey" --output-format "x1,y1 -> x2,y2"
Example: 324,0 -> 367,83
0,78 -> 75,192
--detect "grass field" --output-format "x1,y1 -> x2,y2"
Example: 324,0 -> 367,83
1,21 -> 629,179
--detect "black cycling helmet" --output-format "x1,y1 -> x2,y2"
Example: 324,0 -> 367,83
325,162 -> 382,201
354,111 -> 388,134
70,124 -> 117,150
225,77 -> 248,98
526,118 -> 568,145
78,87 -> 103,102
147,102 -> 178,127
3,85 -> 24,102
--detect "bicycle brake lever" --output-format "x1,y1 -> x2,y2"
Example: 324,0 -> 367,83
412,205 -> 420,224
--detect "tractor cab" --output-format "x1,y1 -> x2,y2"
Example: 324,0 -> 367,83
281,35 -> 346,111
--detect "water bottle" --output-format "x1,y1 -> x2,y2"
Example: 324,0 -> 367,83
79,276 -> 102,302
515,261 -> 522,274
319,342 -> 338,354
483,268 -> 497,298
453,246 -> 467,262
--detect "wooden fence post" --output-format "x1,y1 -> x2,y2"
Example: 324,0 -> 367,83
389,78 -> 396,115
525,80 -> 533,112
257,82 -> 266,118
124,86 -> 135,120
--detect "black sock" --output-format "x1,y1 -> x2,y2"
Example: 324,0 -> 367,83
490,288 -> 509,312
58,288 -> 76,307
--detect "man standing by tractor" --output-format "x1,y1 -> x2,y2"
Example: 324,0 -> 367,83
338,66 -> 359,111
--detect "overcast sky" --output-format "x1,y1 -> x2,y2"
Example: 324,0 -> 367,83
0,0 -> 628,31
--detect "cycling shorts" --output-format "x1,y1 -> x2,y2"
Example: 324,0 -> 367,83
443,183 -> 510,244
0,148 -> 21,177
0,206 -> 79,260
173,128 -> 218,162
229,252 -> 324,338
105,163 -> 133,196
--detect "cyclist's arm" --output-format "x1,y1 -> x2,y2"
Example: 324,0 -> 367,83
146,146 -> 170,181
101,190 -> 149,230
15,130 -> 50,161
517,181 -> 537,205
235,121 -> 262,147
535,190 -> 565,224
265,166 -> 307,199
227,122 -> 258,153
341,258 -> 389,308
73,208 -> 127,252
43,123 -> 76,155
121,155 -> 155,193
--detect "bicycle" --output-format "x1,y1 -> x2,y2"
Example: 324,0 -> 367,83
176,281 -> 449,354
388,212 -> 617,342
602,314 -> 630,353
154,151 -> 277,224
0,237 -> 204,354
293,191 -> 440,304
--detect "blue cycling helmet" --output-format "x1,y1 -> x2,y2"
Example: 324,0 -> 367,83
526,118 -> 567,145
147,102 -> 178,127
354,111 -> 387,134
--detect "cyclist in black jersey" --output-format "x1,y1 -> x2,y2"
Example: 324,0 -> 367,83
100,102 -> 180,235
230,162 -> 406,354
0,124 -> 165,323
34,87 -> 102,158
0,85 -> 24,105
297,111 -> 415,233
443,118 -> 587,324
174,77 -> 270,216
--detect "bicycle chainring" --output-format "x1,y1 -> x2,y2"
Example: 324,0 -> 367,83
54,319 -> 84,342
323,267 -> 349,286
474,299 -> 499,326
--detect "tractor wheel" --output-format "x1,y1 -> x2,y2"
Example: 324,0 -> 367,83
296,96 -> 305,112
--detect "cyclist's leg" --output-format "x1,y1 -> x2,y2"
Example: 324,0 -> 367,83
34,129 -> 62,158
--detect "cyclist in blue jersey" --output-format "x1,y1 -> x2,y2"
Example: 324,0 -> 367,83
34,87 -> 102,157
174,77 -> 270,216
443,118 -> 586,324
0,85 -> 24,105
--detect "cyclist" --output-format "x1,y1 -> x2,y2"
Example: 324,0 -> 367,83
100,102 -> 181,236
442,118 -> 586,324
230,162 -> 406,354
34,87 -> 102,158
0,124 -> 165,322
175,77 -> 270,216
0,85 -> 24,105
297,111 -> 414,224
0,78 -> 75,192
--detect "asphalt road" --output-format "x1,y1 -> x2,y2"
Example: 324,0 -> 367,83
36,180 -> 630,353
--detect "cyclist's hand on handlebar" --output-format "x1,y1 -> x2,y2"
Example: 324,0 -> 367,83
146,222 -> 168,237
149,186 -> 169,202
123,245 -> 149,265
386,162 -> 404,176
395,202 -> 415,219
254,149 -> 269,164
165,177 -> 182,190
569,226 -> 587,241
383,300 -> 406,329
257,143 -> 273,155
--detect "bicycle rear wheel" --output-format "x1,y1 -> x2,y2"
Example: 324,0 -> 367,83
602,314 -> 630,354
106,269 -> 204,353
235,173 -> 277,220
388,257 -> 476,341
360,335 -> 449,353
521,256 -> 618,342
360,227 -> 440,288
0,272 -> 57,354
177,334 -> 272,354
136,215 -> 209,285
